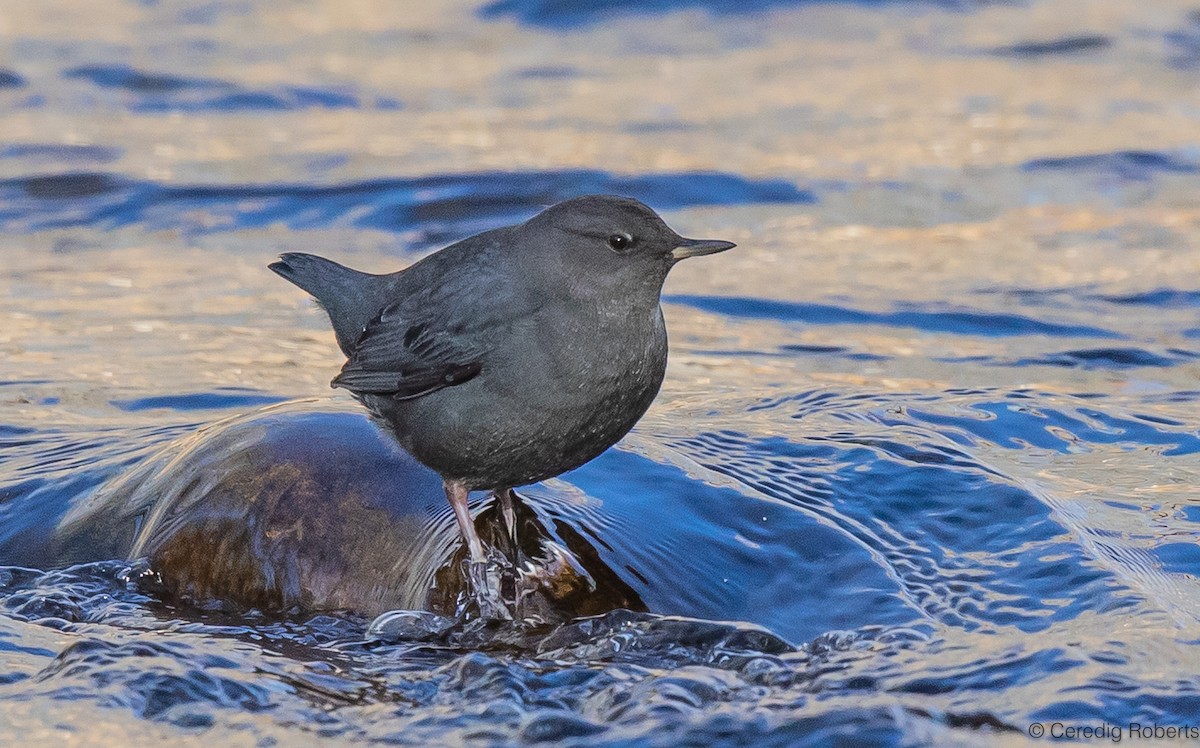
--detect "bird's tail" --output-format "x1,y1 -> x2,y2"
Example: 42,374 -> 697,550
269,252 -> 388,356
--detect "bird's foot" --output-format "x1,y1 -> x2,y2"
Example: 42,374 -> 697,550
465,559 -> 513,621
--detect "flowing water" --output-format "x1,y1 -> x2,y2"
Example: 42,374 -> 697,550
3,0 -> 1200,744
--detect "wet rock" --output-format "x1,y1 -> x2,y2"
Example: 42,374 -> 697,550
52,400 -> 645,621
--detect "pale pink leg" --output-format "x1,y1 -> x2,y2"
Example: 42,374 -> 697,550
445,479 -> 487,564
444,479 -> 508,619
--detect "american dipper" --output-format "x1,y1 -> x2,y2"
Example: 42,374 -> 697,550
270,195 -> 734,614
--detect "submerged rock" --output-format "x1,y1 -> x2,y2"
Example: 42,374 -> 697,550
50,400 -> 644,620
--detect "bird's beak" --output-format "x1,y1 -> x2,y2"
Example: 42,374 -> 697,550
670,237 -> 737,262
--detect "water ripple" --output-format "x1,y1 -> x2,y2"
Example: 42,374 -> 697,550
109,390 -> 289,413
478,0 -> 1004,29
985,34 -> 1112,58
0,170 -> 812,242
63,64 -> 363,112
1022,151 -> 1200,181
670,294 -> 1121,338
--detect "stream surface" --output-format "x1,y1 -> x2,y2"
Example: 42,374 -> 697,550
3,0 -> 1200,745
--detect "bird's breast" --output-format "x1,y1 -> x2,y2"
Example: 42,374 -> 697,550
389,301 -> 669,489
526,301 -> 667,398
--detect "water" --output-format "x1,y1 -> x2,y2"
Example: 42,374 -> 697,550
3,0 -> 1200,744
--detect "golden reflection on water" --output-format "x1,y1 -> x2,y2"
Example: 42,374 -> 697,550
3,0 -> 1200,182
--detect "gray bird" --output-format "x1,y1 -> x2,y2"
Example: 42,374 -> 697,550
270,195 -> 734,613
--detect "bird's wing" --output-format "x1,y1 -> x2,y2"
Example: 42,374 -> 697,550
331,303 -> 485,399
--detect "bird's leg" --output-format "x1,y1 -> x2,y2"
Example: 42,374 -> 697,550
444,479 -> 509,620
446,478 -> 486,564
492,487 -> 524,612
495,487 -> 519,557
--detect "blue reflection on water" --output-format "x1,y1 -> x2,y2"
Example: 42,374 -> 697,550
1022,150 -> 1200,181
64,64 -> 362,112
110,391 -> 289,413
479,0 -> 1001,29
669,294 -> 1121,338
0,170 -> 812,241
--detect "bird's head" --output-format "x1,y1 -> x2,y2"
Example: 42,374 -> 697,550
523,195 -> 736,294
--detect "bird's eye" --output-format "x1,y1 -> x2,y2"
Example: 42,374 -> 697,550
607,233 -> 633,252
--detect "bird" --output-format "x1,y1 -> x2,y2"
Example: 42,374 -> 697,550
269,194 -> 735,615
